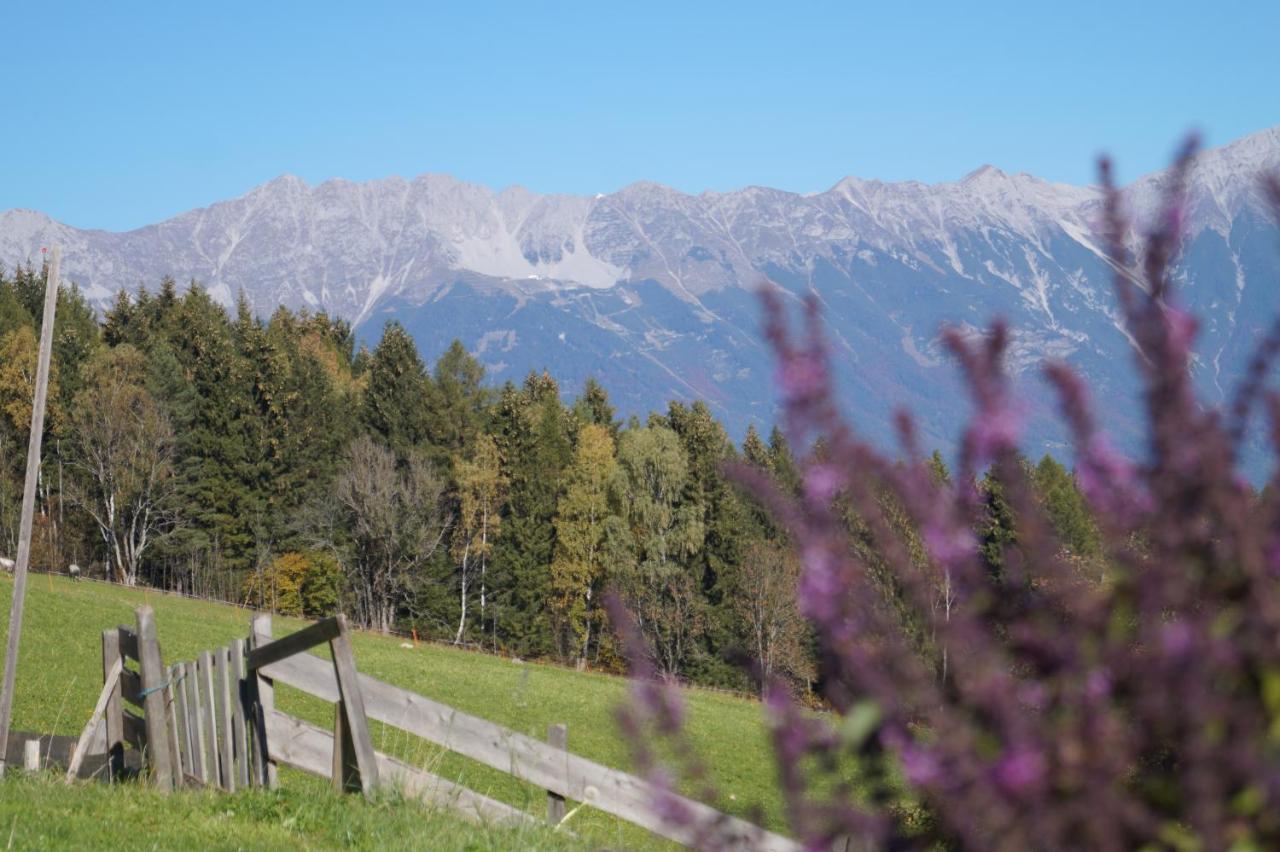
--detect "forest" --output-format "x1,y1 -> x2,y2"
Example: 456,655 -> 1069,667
0,261 -> 1101,695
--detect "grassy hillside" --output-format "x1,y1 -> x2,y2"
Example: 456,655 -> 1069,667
0,772 -> 584,851
0,573 -> 786,849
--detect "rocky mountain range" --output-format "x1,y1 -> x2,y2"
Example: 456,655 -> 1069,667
3,126 -> 1279,469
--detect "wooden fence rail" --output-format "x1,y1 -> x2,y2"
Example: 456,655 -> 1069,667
66,608 -> 801,851
252,618 -> 799,850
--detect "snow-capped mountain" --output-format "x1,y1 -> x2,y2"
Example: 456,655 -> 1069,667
3,127 -> 1279,466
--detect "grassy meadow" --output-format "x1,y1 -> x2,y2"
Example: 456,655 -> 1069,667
0,573 -> 786,849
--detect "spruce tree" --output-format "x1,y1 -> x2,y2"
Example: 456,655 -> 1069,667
360,321 -> 430,459
490,373 -> 572,656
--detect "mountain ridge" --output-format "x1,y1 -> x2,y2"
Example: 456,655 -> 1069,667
3,126 -> 1279,467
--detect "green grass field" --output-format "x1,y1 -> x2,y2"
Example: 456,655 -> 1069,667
0,573 -> 786,850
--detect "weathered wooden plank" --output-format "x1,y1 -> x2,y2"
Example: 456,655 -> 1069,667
184,660 -> 206,783
260,651 -> 797,850
117,626 -> 139,663
173,663 -> 192,778
101,629 -> 124,780
248,614 -> 278,788
87,715 -> 107,753
329,617 -> 378,797
135,606 -> 174,791
0,246 -> 60,776
5,729 -> 141,779
216,647 -> 234,792
547,723 -> 567,827
65,658 -> 123,783
165,664 -> 183,785
265,710 -> 535,827
246,617 -> 341,671
198,650 -> 218,786
230,638 -> 249,790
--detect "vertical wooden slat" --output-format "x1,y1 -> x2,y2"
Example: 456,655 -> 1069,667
100,629 -> 124,780
198,650 -> 218,786
135,606 -> 174,790
249,614 -> 278,788
173,662 -> 192,778
547,723 -> 567,826
185,660 -> 207,783
211,649 -> 227,790
0,247 -> 60,776
329,615 -> 378,797
230,638 -> 249,790
216,646 -> 234,792
164,665 -> 182,785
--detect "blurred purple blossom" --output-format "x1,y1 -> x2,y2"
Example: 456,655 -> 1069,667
618,140 -> 1280,851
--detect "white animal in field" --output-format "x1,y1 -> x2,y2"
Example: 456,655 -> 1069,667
0,557 -> 14,572
68,563 -> 81,580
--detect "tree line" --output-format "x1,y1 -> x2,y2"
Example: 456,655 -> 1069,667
0,262 -> 1102,695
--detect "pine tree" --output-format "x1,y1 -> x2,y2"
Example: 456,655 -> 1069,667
360,321 -> 430,459
572,377 -> 617,435
425,340 -> 488,467
1032,454 -> 1102,565
490,373 -> 572,656
742,424 -> 770,469
767,425 -> 800,494
667,401 -> 751,687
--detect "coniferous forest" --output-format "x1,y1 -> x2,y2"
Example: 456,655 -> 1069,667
0,262 -> 1101,695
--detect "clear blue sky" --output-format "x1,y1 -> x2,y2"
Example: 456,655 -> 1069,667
5,0 -> 1277,231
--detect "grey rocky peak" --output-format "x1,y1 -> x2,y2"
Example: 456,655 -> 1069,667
2,125 -> 1278,466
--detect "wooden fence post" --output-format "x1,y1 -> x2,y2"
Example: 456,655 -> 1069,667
248,613 -> 278,788
547,723 -> 568,826
135,606 -> 175,790
230,638 -> 249,790
0,246 -> 60,776
329,615 -> 378,797
101,629 -> 124,780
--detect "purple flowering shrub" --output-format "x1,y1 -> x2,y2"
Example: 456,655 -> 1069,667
619,141 -> 1280,850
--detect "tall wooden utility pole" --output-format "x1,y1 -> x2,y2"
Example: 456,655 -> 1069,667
0,246 -> 60,774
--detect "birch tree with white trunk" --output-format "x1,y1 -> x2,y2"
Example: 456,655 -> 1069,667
64,345 -> 177,585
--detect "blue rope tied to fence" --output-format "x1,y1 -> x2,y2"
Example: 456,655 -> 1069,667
137,667 -> 184,700
136,680 -> 170,699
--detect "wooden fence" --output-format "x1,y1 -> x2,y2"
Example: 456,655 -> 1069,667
69,606 -> 800,851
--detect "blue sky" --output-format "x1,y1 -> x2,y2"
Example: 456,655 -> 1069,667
5,0 -> 1277,231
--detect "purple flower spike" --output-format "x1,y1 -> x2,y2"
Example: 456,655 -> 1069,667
778,351 -> 827,403
803,463 -> 843,505
899,742 -> 943,788
994,747 -> 1047,794
620,136 -> 1280,852
924,520 -> 976,567
971,401 -> 1024,461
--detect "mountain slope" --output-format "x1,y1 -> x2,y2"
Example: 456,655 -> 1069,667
3,126 -> 1279,464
